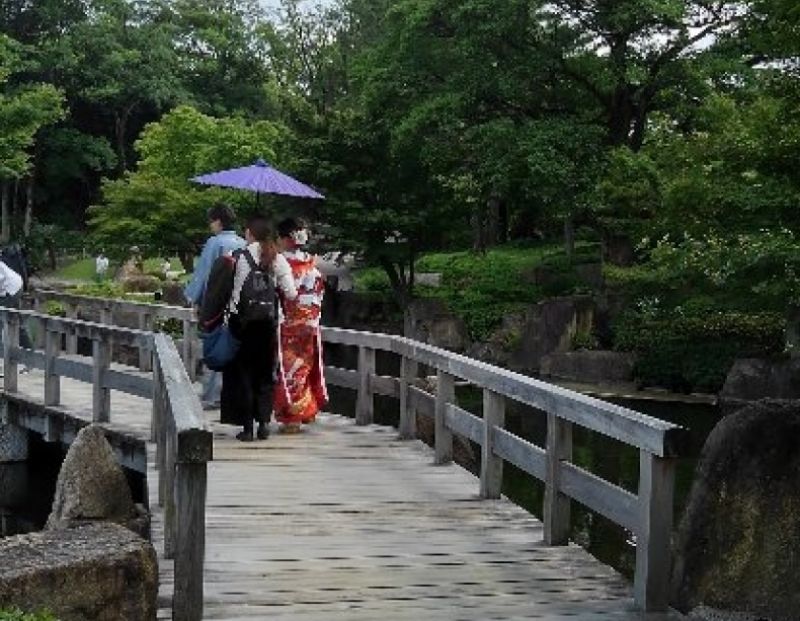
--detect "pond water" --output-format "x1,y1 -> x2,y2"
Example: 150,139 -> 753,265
0,434 -> 147,539
0,435 -> 64,538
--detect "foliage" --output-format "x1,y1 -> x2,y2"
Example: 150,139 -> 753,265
613,307 -> 785,392
415,244 -> 583,340
0,34 -> 65,179
0,609 -> 58,621
88,105 -> 290,265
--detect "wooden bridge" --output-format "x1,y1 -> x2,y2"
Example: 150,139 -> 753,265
0,291 -> 686,620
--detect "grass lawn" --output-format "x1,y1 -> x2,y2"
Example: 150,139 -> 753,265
51,257 -> 182,282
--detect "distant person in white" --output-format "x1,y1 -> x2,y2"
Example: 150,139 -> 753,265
0,259 -> 32,373
95,251 -> 109,282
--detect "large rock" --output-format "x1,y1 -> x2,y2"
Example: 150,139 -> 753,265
540,350 -> 636,383
404,298 -> 469,352
720,357 -> 800,410
509,296 -> 595,373
0,522 -> 157,621
671,400 -> 800,620
46,425 -> 140,534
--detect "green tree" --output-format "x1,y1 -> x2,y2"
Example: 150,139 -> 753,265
0,34 -> 65,241
88,105 -> 291,269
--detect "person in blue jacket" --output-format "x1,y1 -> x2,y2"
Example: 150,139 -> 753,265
184,204 -> 246,409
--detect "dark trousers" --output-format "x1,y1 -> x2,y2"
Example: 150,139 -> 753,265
221,319 -> 277,431
0,293 -> 33,349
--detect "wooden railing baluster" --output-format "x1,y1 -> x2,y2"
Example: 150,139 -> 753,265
356,346 -> 375,425
434,370 -> 455,465
480,389 -> 505,499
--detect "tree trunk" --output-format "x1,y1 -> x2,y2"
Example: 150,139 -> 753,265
115,104 -> 135,173
23,176 -> 34,238
564,215 -> 575,263
1,182 -> 10,243
471,204 -> 486,254
487,195 -> 501,248
179,252 -> 194,273
378,255 -> 410,309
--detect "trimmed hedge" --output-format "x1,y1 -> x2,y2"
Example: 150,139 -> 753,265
613,311 -> 785,393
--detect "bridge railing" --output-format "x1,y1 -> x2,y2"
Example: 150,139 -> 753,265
322,327 -> 688,613
25,289 -> 199,380
0,307 -> 210,621
19,290 -> 685,613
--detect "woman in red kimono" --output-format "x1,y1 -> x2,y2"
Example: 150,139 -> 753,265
274,218 -> 328,432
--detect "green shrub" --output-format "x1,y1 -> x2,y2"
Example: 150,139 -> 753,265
353,268 -> 392,294
613,309 -> 785,392
0,609 -> 59,621
44,301 -> 66,317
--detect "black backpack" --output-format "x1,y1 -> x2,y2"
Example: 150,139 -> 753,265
236,250 -> 278,327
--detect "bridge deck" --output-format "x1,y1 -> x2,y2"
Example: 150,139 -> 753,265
13,369 -> 679,620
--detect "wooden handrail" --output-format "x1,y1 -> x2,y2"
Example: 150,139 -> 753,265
25,289 -> 198,380
0,307 -> 210,621
320,326 -> 687,613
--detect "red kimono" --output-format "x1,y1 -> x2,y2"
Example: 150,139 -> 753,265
274,250 -> 328,425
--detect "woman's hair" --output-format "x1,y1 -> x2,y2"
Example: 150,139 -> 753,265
246,214 -> 277,269
277,217 -> 303,238
207,203 -> 236,229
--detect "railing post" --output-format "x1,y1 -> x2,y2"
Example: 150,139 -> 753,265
480,388 -> 505,499
138,313 -> 153,372
163,429 -> 176,559
3,314 -> 19,392
66,304 -> 78,354
181,318 -> 195,381
173,460 -> 207,621
544,414 -> 572,545
92,336 -> 111,422
434,370 -> 455,465
100,305 -> 113,361
44,326 -> 61,406
356,346 -> 375,426
634,450 -> 676,612
398,355 -> 418,439
33,300 -> 44,349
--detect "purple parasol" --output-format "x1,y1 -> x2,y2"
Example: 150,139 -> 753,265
190,158 -> 324,200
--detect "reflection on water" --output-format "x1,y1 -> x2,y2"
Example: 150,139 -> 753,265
0,436 -> 65,538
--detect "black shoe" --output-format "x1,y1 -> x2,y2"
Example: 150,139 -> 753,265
236,429 -> 254,442
256,422 -> 270,440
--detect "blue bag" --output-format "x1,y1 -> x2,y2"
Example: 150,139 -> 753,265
200,323 -> 240,371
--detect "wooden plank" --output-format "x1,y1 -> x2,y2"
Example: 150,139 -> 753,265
544,414 -> 572,545
559,462 -> 638,532
29,289 -> 193,322
369,374 -> 399,399
408,386 -> 434,419
324,366 -> 359,390
173,461 -> 207,621
44,329 -> 61,406
398,356 -> 418,440
3,314 -> 19,392
493,428 -> 547,481
480,389 -> 505,499
443,403 -> 482,445
105,369 -> 153,399
434,371 -> 455,465
633,451 -> 676,612
356,346 -> 375,426
92,338 -> 111,423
